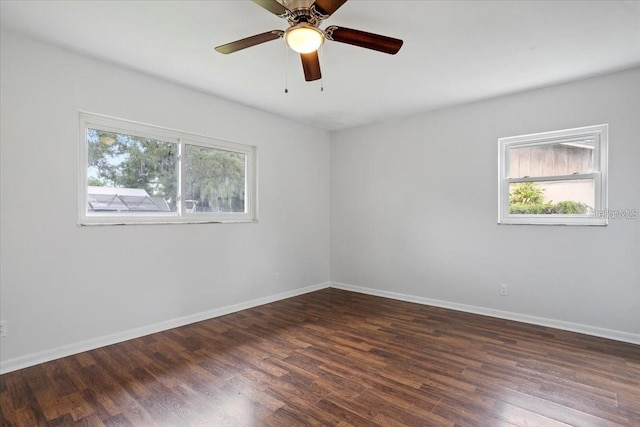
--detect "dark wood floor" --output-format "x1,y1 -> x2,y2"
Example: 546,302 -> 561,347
1,288 -> 639,426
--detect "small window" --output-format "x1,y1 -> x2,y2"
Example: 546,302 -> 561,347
79,113 -> 257,225
498,124 -> 607,225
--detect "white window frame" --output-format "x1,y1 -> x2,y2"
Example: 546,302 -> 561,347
79,112 -> 257,225
498,124 -> 608,226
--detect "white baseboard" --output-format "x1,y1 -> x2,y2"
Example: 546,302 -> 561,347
3,280 -> 637,374
0,282 -> 330,374
330,281 -> 640,345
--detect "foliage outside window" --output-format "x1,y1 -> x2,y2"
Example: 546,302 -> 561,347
79,113 -> 257,225
498,124 -> 607,225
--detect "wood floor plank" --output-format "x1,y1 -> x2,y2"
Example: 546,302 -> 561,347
483,386 -> 629,427
1,288 -> 638,426
490,399 -> 574,427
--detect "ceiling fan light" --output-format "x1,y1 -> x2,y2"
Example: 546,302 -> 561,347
285,24 -> 324,54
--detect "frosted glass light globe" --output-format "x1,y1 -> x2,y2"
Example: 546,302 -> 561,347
285,24 -> 324,54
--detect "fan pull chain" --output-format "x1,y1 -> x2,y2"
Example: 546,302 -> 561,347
284,42 -> 289,93
320,44 -> 324,92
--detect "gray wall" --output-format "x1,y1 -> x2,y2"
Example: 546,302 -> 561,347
331,67 -> 640,339
2,30 -> 638,372
0,32 -> 331,371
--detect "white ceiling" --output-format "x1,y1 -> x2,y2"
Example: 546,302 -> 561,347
2,0 -> 640,131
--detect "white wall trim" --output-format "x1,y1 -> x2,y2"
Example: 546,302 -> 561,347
4,280 -> 637,374
330,282 -> 640,345
0,282 -> 329,374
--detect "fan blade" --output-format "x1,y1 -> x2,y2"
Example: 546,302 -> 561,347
301,51 -> 321,81
252,0 -> 290,17
215,31 -> 283,54
312,0 -> 348,17
326,26 -> 403,54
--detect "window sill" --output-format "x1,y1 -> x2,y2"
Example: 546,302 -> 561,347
79,217 -> 258,226
498,216 -> 607,226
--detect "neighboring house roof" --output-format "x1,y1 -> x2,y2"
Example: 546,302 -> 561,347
88,186 -> 170,212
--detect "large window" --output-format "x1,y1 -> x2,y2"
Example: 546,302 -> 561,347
79,113 -> 257,225
498,124 -> 607,225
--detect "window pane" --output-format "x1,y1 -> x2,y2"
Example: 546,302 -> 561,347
508,139 -> 595,178
184,144 -> 246,213
87,129 -> 178,213
509,180 -> 594,215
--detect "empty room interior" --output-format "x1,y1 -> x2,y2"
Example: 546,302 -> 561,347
1,1 -> 639,426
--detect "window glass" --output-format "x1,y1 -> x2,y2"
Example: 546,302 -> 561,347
508,139 -> 595,179
184,144 -> 246,214
87,129 -> 178,213
508,180 -> 595,215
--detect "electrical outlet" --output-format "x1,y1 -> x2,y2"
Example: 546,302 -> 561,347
0,320 -> 7,337
274,272 -> 280,282
500,283 -> 509,296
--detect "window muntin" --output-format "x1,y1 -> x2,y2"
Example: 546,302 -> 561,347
79,113 -> 257,225
498,125 -> 607,225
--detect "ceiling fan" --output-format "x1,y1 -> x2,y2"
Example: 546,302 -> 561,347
215,0 -> 403,82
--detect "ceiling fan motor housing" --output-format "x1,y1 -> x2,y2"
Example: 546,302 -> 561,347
280,0 -> 328,26
282,0 -> 314,11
